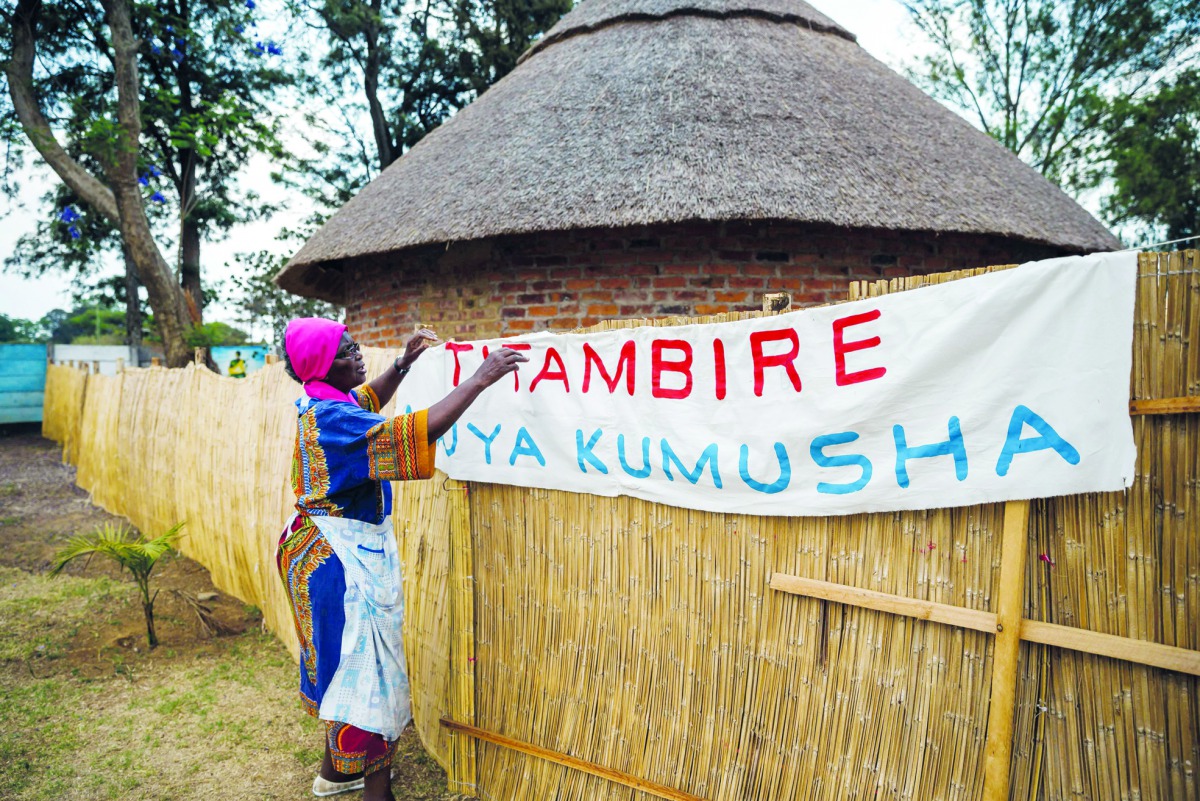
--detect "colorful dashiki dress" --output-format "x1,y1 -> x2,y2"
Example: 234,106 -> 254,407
276,384 -> 434,774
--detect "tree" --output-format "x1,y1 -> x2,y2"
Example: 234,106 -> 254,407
227,249 -> 341,346
51,522 -> 184,648
289,0 -> 569,206
2,0 -> 288,365
1101,69 -> 1199,245
902,0 -> 1199,190
0,313 -> 47,342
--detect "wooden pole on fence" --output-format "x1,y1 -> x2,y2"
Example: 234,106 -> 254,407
194,347 -> 207,367
982,499 -> 1030,801
151,357 -> 162,367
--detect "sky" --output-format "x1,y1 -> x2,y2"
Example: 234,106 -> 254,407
0,0 -> 929,327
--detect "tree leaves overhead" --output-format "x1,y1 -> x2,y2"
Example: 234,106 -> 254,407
1102,69 -> 1199,244
903,0 -> 1200,244
903,0 -> 1199,186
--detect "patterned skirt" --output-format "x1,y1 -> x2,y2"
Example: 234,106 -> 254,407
277,516 -> 396,775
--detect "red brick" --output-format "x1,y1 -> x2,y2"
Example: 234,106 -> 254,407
526,305 -> 558,317
714,290 -> 749,303
588,303 -> 619,316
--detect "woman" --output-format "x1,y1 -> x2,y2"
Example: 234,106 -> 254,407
277,317 -> 525,800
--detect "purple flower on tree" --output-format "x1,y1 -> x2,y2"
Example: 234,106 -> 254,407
68,226 -> 81,240
151,191 -> 166,204
150,165 -> 162,177
138,173 -> 150,186
246,0 -> 255,9
59,206 -> 80,223
235,23 -> 245,34
267,41 -> 282,55
151,44 -> 162,55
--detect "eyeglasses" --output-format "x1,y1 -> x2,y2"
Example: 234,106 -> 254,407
335,341 -> 361,359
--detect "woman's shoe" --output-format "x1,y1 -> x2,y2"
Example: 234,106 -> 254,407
312,774 -> 365,797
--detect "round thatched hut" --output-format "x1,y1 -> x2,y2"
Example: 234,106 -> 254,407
276,0 -> 1121,347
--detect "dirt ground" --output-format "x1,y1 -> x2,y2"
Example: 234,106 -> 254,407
0,424 -> 459,800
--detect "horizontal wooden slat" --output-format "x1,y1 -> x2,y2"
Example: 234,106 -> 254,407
0,360 -> 48,376
0,391 -> 46,408
1022,620 -> 1200,676
770,573 -> 1200,677
439,718 -> 706,801
0,374 -> 47,392
768,573 -> 997,633
0,406 -> 43,424
1129,396 -> 1200,415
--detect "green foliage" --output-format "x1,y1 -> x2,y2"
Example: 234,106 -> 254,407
1101,69 -> 1200,245
50,522 -> 184,648
1,0 -> 292,320
286,0 -> 569,213
903,0 -> 1199,187
185,321 -> 251,348
65,308 -> 128,344
225,250 -> 342,347
0,313 -> 47,343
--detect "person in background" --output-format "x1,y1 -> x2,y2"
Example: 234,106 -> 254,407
228,350 -> 247,379
277,318 -> 526,801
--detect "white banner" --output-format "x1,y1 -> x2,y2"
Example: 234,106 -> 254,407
397,252 -> 1137,516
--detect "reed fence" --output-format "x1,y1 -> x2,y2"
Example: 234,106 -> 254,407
41,251 -> 1198,800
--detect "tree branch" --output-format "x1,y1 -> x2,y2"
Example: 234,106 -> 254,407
5,0 -> 120,222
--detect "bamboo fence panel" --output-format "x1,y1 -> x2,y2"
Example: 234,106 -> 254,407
42,362 -> 87,461
39,352 -> 464,771
39,251 -> 1198,800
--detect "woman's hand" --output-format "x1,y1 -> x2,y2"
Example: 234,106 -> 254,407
426,347 -> 529,443
472,348 -> 530,387
397,328 -> 439,370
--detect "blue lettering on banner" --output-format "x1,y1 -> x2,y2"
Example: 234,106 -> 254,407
739,442 -> 791,494
509,426 -> 546,467
618,434 -> 653,479
995,404 -> 1081,476
809,432 -> 872,494
893,417 -> 968,488
466,423 -> 501,465
661,440 -> 723,489
439,423 -> 458,457
576,429 -> 609,474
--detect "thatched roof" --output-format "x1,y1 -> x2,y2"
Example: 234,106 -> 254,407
278,0 -> 1121,300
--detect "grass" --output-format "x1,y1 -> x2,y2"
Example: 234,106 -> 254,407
0,565 -> 327,801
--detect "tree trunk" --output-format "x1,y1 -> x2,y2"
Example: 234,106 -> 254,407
7,0 -> 197,368
100,0 -> 197,367
121,244 -> 143,348
142,599 -> 159,648
180,215 -> 203,315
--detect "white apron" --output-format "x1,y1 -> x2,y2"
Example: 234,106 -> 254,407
306,513 -> 411,740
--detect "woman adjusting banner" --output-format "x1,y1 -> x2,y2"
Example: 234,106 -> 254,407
277,318 -> 526,800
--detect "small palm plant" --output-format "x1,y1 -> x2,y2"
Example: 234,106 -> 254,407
50,522 -> 184,648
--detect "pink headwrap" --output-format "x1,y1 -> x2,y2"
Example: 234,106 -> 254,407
283,317 -> 355,404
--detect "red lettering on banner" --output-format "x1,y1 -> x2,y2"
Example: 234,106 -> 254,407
530,347 -> 570,392
446,342 -> 474,386
713,338 -> 727,400
651,340 -> 693,399
482,342 -> 533,390
833,310 -> 887,386
750,329 -> 802,397
583,341 -> 635,395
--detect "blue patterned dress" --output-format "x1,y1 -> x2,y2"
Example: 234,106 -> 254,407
276,385 -> 433,769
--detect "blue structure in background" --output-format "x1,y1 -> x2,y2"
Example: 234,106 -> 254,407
0,344 -> 48,424
211,345 -> 270,379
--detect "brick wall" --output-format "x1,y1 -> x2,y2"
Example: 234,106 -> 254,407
344,221 -> 1069,347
